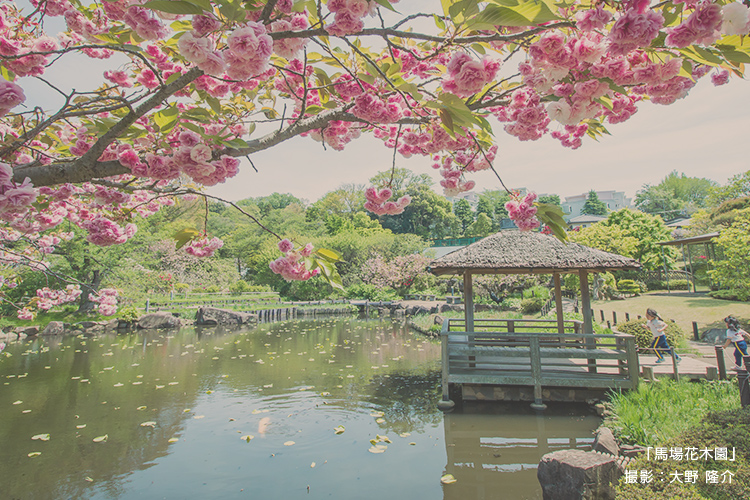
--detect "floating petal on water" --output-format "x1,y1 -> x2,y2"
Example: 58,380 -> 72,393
93,435 -> 108,443
440,474 -> 457,484
31,434 -> 50,441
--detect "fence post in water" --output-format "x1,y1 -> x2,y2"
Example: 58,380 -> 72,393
625,312 -> 630,321
146,299 -> 150,313
715,346 -> 727,380
600,310 -> 605,322
693,322 -> 700,341
612,311 -> 617,325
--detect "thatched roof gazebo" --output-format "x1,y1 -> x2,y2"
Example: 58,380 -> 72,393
429,231 -> 642,336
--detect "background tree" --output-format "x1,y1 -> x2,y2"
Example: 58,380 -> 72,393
598,209 -> 677,269
710,212 -> 750,300
453,198 -> 475,236
635,171 -> 716,218
581,191 -> 609,216
466,213 -> 493,237
707,170 -> 750,207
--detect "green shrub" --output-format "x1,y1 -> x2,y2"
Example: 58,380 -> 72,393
617,279 -> 641,295
522,285 -> 550,300
500,297 -> 521,311
117,306 -> 140,323
612,318 -> 684,349
520,297 -> 544,314
228,280 -> 251,295
670,279 -> 690,290
709,290 -> 748,302
344,283 -> 398,301
174,283 -> 189,292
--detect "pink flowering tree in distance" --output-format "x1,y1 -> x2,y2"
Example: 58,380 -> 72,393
1,0 -> 750,317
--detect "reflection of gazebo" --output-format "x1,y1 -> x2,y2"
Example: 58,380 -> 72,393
428,232 -> 642,410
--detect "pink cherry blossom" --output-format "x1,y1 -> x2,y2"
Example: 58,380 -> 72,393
0,80 -> 26,116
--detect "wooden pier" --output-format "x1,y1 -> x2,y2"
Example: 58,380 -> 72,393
440,318 -> 640,410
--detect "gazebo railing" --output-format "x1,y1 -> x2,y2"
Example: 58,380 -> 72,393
440,318 -> 639,408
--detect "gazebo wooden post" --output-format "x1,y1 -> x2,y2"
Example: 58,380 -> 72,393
579,269 -> 597,373
553,272 -> 565,335
463,271 -> 474,332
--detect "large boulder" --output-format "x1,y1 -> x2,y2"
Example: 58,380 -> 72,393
195,307 -> 257,326
40,321 -> 66,336
14,326 -> 39,338
538,449 -> 622,500
137,312 -> 181,329
592,427 -> 619,456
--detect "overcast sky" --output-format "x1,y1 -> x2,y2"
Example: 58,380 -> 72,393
207,75 -> 748,204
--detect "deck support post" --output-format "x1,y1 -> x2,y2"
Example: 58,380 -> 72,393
579,270 -> 597,374
438,322 -> 455,411
463,271 -> 474,333
529,336 -> 547,410
553,272 -> 564,335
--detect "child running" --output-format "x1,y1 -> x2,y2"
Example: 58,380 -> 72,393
720,316 -> 750,371
643,308 -> 680,364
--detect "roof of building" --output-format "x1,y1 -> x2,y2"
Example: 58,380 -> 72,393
658,232 -> 720,246
568,214 -> 608,224
429,231 -> 641,275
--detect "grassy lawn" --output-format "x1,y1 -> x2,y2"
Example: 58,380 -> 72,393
590,292 -> 750,334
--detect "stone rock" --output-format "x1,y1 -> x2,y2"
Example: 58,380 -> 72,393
439,304 -> 463,313
703,328 -> 725,344
1,330 -> 19,341
432,314 -> 445,326
620,444 -> 648,458
592,427 -> 619,456
393,309 -> 405,318
40,321 -> 66,336
78,321 -> 105,329
15,326 -> 40,337
138,312 -> 182,329
538,449 -> 622,500
195,307 -> 257,326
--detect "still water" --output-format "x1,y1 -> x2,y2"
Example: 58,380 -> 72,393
0,318 -> 600,499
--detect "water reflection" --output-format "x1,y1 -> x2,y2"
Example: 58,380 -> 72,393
443,403 -> 599,500
0,318 -> 599,500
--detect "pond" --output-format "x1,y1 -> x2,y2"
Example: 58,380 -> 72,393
0,318 -> 601,499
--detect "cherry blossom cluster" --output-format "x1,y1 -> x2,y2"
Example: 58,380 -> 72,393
505,192 -> 541,231
269,239 -> 319,281
443,53 -> 500,97
35,285 -> 82,311
326,0 -> 400,36
185,236 -> 224,258
89,288 -> 119,316
0,80 -> 25,117
0,163 -> 37,221
364,187 -> 411,215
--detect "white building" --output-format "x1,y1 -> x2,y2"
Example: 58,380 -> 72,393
561,190 -> 632,219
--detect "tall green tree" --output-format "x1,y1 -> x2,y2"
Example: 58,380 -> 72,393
466,213 -> 493,237
453,198 -> 475,235
710,212 -> 750,300
707,170 -> 750,207
597,209 -> 677,269
635,171 -> 716,217
581,190 -> 608,216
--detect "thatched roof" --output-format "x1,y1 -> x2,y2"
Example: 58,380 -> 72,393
429,231 -> 641,275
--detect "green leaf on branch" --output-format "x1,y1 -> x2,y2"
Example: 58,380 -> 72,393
372,0 -> 398,12
315,248 -> 343,262
535,203 -> 569,242
143,1 -> 205,15
152,106 -> 180,133
174,228 -> 200,250
469,1 -> 561,29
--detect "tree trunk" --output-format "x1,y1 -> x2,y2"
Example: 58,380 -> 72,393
77,270 -> 102,314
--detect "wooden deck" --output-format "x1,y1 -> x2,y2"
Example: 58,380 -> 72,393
440,318 -> 640,409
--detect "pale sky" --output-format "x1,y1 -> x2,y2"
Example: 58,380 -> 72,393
207,75 -> 749,204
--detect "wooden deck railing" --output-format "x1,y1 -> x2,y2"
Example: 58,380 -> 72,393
440,318 -> 639,409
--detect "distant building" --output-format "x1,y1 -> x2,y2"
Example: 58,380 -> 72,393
568,214 -> 607,230
562,190 -> 632,219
